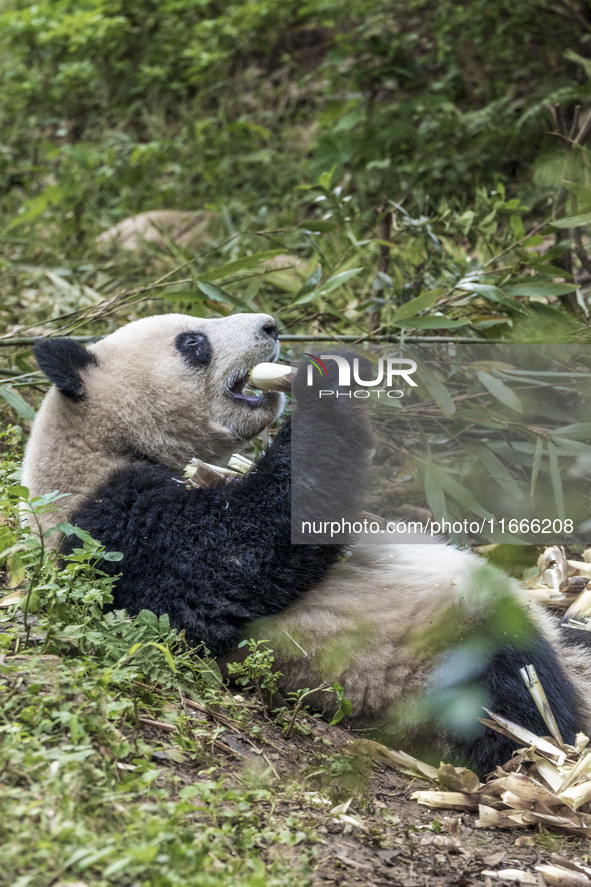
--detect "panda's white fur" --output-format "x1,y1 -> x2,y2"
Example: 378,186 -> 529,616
23,312 -> 591,772
256,540 -> 591,728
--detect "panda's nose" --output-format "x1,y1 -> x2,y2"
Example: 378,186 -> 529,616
261,319 -> 278,341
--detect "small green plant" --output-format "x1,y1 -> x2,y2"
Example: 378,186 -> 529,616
226,637 -> 281,704
329,681 -> 354,725
283,681 -> 353,738
225,639 -> 353,736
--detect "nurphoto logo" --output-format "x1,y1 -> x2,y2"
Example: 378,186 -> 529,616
304,353 -> 418,399
302,353 -> 329,376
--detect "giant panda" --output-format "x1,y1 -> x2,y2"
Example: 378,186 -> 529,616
22,312 -> 591,775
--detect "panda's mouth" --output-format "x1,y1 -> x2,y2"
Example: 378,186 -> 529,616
225,346 -> 280,408
226,366 -> 277,408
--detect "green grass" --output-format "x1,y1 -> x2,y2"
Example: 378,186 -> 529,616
0,651 -> 316,887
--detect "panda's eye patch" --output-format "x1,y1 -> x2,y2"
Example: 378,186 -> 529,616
175,330 -> 212,368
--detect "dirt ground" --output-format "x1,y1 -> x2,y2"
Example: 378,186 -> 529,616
149,699 -> 587,887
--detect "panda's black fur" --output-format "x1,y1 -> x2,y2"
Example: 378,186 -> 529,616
60,412 -> 366,656
23,313 -> 591,775
35,337 -> 98,401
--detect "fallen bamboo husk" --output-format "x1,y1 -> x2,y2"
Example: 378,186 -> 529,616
183,453 -> 255,489
346,662 -> 591,838
519,663 -> 564,748
539,856 -> 591,886
480,869 -> 537,883
482,862 -> 591,885
0,589 -> 26,608
535,864 -> 591,886
526,545 -> 591,609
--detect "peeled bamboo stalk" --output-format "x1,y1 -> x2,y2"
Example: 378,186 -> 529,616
249,362 -> 294,392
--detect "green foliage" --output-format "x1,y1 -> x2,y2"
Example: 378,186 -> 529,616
0,0 -> 589,383
1,0 -> 590,256
0,0 -> 367,242
328,682 -> 353,726
366,339 -> 591,541
227,638 -> 281,702
226,641 -> 352,735
310,0 -> 591,205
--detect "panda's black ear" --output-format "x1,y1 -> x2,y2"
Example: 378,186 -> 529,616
34,338 -> 97,401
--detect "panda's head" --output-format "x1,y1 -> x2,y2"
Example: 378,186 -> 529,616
29,313 -> 284,477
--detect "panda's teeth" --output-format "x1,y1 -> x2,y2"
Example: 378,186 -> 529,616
229,374 -> 248,394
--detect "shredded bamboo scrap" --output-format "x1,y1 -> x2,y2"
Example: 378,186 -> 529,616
527,545 -> 591,611
537,856 -> 591,886
183,453 -> 255,488
482,861 -> 591,885
346,714 -> 591,837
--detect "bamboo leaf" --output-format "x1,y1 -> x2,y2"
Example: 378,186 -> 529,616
292,268 -> 363,305
146,642 -> 176,673
476,446 -> 520,495
552,212 -> 591,229
424,465 -> 446,520
315,267 -> 364,295
477,371 -> 523,413
395,316 -> 470,329
553,422 -> 591,440
456,282 -> 506,299
547,441 -> 565,520
0,385 -> 36,421
437,472 -> 493,521
550,438 -> 591,456
503,282 -> 577,297
159,290 -> 206,303
200,250 -> 285,281
417,361 -> 456,417
201,249 -> 285,281
126,641 -> 176,672
196,280 -> 251,310
530,437 -> 544,499
390,289 -> 442,323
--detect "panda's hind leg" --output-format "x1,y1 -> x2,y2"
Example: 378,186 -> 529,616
445,630 -> 582,775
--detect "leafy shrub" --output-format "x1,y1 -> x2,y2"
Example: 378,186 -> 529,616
2,0 -> 590,249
